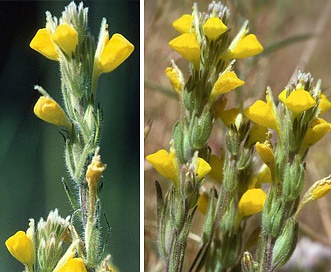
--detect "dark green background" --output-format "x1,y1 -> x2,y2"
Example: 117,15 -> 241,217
0,1 -> 139,271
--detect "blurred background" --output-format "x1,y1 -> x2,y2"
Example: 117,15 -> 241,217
145,0 -> 331,271
0,1 -> 139,271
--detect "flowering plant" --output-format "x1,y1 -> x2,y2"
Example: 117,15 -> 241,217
145,2 -> 331,271
5,2 -> 134,271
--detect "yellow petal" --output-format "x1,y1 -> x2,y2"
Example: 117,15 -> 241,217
278,89 -> 287,104
5,231 -> 35,265
211,71 -> 244,98
226,34 -> 263,59
312,181 -> 331,200
99,34 -> 135,73
203,17 -> 227,40
30,28 -> 58,60
238,188 -> 267,216
318,94 -> 331,114
197,158 -> 212,181
169,33 -> 200,68
244,99 -> 277,131
34,96 -> 71,129
86,151 -> 107,189
301,118 -> 331,152
197,192 -> 209,214
172,14 -> 193,34
256,164 -> 272,184
247,123 -> 268,147
146,149 -> 178,186
165,66 -> 183,93
51,23 -> 78,57
208,154 -> 223,183
57,258 -> 87,272
219,108 -> 240,126
255,142 -> 275,169
283,89 -> 316,115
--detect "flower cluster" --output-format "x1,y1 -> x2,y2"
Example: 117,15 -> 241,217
6,2 -> 134,271
146,2 -> 331,271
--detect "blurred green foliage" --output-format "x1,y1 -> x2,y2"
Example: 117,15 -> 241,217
0,1 -> 139,271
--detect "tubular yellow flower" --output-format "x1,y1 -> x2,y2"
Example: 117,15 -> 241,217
255,141 -> 275,169
172,14 -> 193,33
99,33 -> 135,74
311,181 -> 331,200
165,63 -> 184,94
225,34 -> 263,59
30,28 -> 58,60
279,89 -> 316,115
244,94 -> 278,131
197,158 -> 212,181
146,149 -> 179,187
57,258 -> 87,272
208,154 -> 223,183
318,94 -> 331,114
169,33 -> 200,68
5,231 -> 35,266
210,71 -> 244,100
51,23 -> 78,57
34,96 -> 71,129
300,118 -> 331,153
203,17 -> 227,40
238,188 -> 267,217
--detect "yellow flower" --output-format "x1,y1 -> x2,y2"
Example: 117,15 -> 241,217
146,148 -> 211,187
5,231 -> 35,266
203,17 -> 227,40
172,14 -> 193,33
30,24 -> 78,60
238,188 -> 267,216
57,258 -> 87,272
30,28 -> 58,60
255,141 -> 275,169
169,33 -> 200,68
98,33 -> 135,74
146,149 -> 179,186
225,34 -> 263,59
165,63 -> 184,94
311,181 -> 331,200
208,154 -> 223,183
318,94 -> 331,114
279,89 -> 316,115
247,123 -> 268,147
197,192 -> 209,214
300,118 -> 331,153
210,71 -> 244,100
244,93 -> 278,131
197,157 -> 212,180
34,96 -> 71,129
51,23 -> 78,57
86,149 -> 107,189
